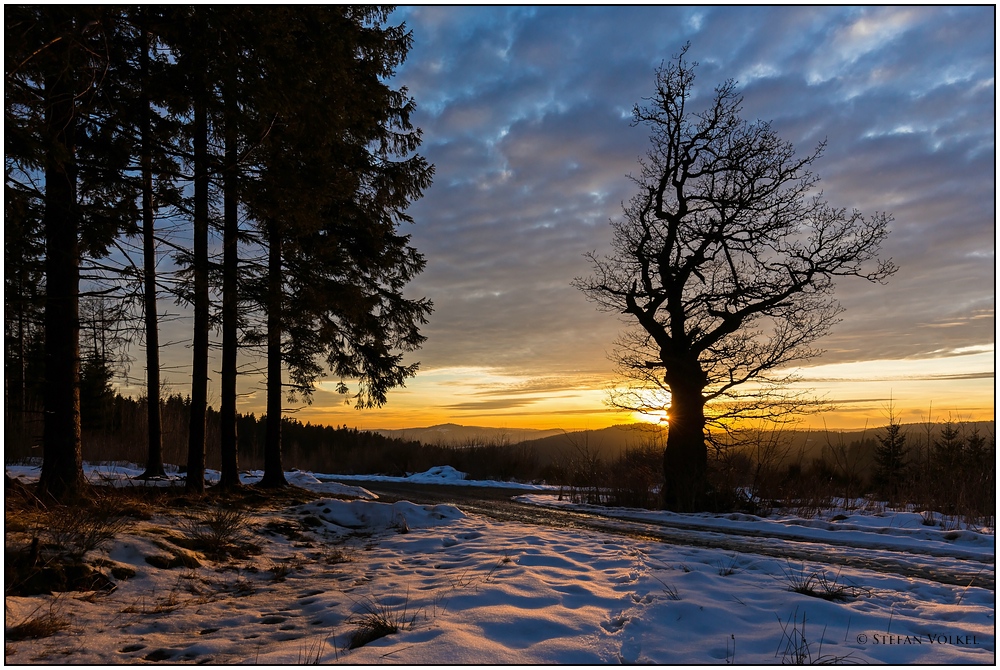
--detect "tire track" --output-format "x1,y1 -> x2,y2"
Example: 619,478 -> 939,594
326,480 -> 995,590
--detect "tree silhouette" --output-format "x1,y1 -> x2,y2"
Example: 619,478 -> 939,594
873,408 -> 908,505
6,7 -> 136,499
576,45 -> 896,511
6,7 -> 431,496
245,7 -> 432,487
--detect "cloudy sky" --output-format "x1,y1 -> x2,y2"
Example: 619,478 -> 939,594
149,6 -> 995,432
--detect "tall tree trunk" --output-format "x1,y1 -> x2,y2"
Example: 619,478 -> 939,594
6,272 -> 28,432
186,88 -> 209,494
139,21 -> 166,480
663,365 -> 709,512
218,81 -> 240,489
259,218 -> 287,488
39,14 -> 85,501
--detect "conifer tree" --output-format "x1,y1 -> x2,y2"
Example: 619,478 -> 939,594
873,411 -> 908,504
247,7 -> 433,487
6,7 -> 135,499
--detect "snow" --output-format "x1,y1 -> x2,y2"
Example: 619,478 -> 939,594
293,498 -> 465,534
514,495 -> 995,561
313,465 -> 558,490
4,462 -> 379,500
5,462 -> 995,664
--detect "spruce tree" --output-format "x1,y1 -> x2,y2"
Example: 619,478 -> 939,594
247,7 -> 433,487
873,416 -> 908,504
6,7 -> 135,499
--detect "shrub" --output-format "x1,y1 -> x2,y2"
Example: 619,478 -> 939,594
184,506 -> 256,559
47,493 -> 132,559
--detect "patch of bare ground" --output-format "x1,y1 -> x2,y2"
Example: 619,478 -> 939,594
4,479 -> 320,598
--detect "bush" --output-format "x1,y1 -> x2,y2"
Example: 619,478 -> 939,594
183,506 -> 257,559
605,444 -> 662,508
47,492 -> 132,559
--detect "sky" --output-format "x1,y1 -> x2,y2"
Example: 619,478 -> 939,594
138,6 -> 994,432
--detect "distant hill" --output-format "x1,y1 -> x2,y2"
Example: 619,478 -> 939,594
517,424 -> 667,465
377,420 -> 994,468
374,423 -> 566,446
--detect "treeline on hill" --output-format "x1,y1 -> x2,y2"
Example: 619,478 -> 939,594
6,392 -> 422,474
706,419 -> 994,527
6,7 -> 432,499
516,419 -> 994,526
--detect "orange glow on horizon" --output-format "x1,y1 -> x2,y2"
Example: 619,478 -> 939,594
129,353 -> 993,434
293,391 -> 994,434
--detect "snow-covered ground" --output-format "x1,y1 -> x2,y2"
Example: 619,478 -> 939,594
4,463 -> 995,664
312,464 -> 559,490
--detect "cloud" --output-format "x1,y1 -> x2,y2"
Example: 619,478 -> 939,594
444,398 -> 538,412
387,5 -> 994,399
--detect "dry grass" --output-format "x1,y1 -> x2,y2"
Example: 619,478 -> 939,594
780,562 -> 871,602
182,506 -> 258,559
47,495 -> 133,560
714,552 -> 743,577
346,595 -> 417,650
775,608 -> 859,664
5,603 -> 69,642
5,613 -> 68,642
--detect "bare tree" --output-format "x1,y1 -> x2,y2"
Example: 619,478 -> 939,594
575,45 -> 896,511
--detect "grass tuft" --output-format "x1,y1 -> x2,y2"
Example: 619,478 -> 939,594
6,604 -> 69,642
714,552 -> 742,576
46,493 -> 132,560
780,562 -> 870,602
775,608 -> 859,665
184,506 -> 256,559
346,595 -> 416,650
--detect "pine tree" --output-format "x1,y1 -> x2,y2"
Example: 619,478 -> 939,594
933,420 -> 963,473
6,7 -> 136,499
247,7 -> 433,487
873,415 -> 908,504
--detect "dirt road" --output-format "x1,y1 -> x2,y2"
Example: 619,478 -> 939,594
319,478 -> 994,590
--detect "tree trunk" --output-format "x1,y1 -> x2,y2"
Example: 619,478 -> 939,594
139,22 -> 166,480
39,15 -> 85,501
186,88 -> 209,494
218,79 -> 240,490
663,369 -> 709,512
259,218 -> 287,488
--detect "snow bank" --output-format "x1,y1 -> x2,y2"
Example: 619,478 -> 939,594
293,497 -> 465,533
315,465 -> 558,490
515,495 -> 995,562
4,463 -> 378,500
406,465 -> 466,483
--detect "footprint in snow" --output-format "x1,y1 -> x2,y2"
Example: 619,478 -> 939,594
143,649 -> 175,662
619,636 -> 641,664
259,615 -> 287,624
601,613 -> 630,633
